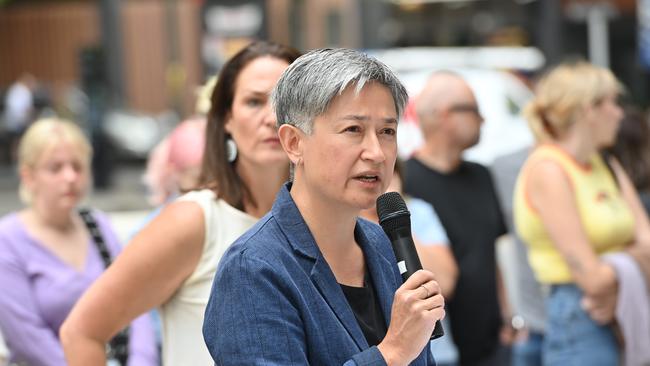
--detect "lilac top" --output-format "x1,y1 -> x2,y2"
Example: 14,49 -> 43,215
0,210 -> 158,366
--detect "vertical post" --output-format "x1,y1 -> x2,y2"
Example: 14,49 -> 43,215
587,3 -> 610,68
535,0 -> 563,67
98,0 -> 124,108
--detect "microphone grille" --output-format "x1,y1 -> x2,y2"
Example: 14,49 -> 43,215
376,192 -> 409,224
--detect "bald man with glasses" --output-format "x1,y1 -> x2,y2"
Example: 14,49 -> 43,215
403,71 -> 514,366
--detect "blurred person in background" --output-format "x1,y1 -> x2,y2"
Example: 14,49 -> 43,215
0,118 -> 157,366
360,159 -> 460,366
60,41 -> 301,366
514,61 -> 650,365
141,77 -> 215,210
141,118 -> 207,214
404,71 -> 514,366
607,106 -> 650,215
491,146 -> 546,366
3,73 -> 35,163
203,47 -> 443,365
361,160 -> 458,299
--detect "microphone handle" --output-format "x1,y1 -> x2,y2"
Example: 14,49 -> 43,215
392,236 -> 444,340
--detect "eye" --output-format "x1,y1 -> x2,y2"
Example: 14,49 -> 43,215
381,127 -> 397,136
46,162 -> 62,173
343,125 -> 362,133
245,98 -> 264,108
72,162 -> 84,173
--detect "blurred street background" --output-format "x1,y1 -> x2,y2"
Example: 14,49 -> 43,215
0,0 -> 646,236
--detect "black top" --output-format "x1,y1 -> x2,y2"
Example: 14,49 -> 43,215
340,271 -> 387,347
404,158 -> 507,364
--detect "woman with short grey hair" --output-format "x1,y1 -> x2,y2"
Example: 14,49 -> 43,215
203,48 -> 443,365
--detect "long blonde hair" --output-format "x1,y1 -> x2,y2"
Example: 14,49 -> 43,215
524,61 -> 623,143
17,118 -> 92,204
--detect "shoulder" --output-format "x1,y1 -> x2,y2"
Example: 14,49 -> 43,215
525,157 -> 570,186
407,197 -> 435,215
523,157 -> 573,204
0,212 -> 29,266
462,160 -> 491,176
131,199 -> 206,253
83,208 -> 114,233
0,212 -> 20,236
0,212 -> 25,250
177,188 -> 216,203
218,213 -> 284,266
213,214 -> 297,292
407,197 -> 441,223
462,161 -> 500,189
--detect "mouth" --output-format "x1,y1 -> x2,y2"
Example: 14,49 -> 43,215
264,137 -> 281,144
353,173 -> 381,183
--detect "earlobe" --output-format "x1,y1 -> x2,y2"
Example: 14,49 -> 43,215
223,113 -> 233,135
278,124 -> 303,165
20,166 -> 34,193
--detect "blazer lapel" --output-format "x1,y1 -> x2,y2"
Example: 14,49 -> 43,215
310,257 -> 369,351
272,184 -> 368,351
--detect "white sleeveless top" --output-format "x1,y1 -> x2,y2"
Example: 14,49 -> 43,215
159,189 -> 258,366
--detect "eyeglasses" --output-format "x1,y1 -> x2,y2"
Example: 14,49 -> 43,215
448,104 -> 483,119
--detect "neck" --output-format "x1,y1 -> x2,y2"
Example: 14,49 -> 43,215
415,137 -> 463,173
26,204 -> 76,232
238,162 -> 288,218
552,127 -> 596,165
359,207 -> 378,224
289,178 -> 360,260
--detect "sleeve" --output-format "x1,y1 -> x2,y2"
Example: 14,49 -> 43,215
90,211 -> 159,366
0,235 -> 66,366
408,198 -> 449,245
202,251 -> 388,365
126,312 -> 159,366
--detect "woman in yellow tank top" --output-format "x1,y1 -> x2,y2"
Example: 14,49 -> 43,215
513,61 -> 650,366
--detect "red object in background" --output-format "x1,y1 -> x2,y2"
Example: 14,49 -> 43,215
561,0 -> 635,14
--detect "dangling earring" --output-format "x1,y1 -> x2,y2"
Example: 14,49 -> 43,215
226,138 -> 238,163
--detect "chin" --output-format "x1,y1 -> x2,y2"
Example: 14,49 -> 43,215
351,196 -> 380,211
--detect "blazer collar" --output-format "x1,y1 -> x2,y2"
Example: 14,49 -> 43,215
272,183 -> 396,350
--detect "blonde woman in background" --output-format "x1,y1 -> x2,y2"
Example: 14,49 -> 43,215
514,61 -> 650,365
0,118 -> 157,366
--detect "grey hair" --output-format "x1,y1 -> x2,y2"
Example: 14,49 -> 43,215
272,48 -> 408,134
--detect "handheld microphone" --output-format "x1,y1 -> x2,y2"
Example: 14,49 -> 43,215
376,191 -> 444,339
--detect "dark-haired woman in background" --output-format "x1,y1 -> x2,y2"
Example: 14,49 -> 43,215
60,41 -> 301,366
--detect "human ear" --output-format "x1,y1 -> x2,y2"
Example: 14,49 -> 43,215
278,124 -> 303,165
223,112 -> 233,135
19,165 -> 35,194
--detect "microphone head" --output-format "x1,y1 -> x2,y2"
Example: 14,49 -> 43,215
376,192 -> 411,234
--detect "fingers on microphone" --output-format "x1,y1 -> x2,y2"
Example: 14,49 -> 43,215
403,269 -> 436,290
424,280 -> 441,297
421,294 -> 445,320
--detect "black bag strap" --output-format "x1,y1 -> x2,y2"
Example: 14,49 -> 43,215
78,208 -> 130,366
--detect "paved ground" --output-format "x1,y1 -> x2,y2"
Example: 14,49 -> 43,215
0,163 -> 152,243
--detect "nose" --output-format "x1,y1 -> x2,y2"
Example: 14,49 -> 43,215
361,131 -> 386,163
613,103 -> 624,122
262,101 -> 277,128
62,164 -> 80,182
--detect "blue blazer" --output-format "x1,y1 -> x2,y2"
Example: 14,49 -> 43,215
203,183 -> 435,365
